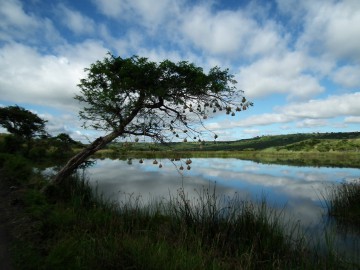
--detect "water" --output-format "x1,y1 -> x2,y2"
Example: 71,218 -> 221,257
86,157 -> 360,259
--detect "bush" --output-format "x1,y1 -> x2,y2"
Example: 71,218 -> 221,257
0,153 -> 12,167
1,154 -> 33,183
28,146 -> 47,160
1,135 -> 25,154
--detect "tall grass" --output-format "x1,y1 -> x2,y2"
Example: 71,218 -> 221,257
324,179 -> 360,229
10,173 -> 355,269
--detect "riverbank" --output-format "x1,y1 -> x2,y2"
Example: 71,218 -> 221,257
1,171 -> 358,269
94,149 -> 360,168
1,148 -> 359,269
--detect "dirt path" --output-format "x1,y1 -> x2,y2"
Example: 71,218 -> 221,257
0,179 -> 14,270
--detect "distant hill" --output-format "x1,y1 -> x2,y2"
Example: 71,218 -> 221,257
108,131 -> 360,152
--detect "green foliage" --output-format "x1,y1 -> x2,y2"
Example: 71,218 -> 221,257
52,54 -> 253,183
1,153 -> 33,183
0,153 -> 11,167
76,53 -> 252,142
108,132 -> 360,152
28,145 -> 47,159
0,134 -> 25,154
0,105 -> 47,139
46,134 -> 77,158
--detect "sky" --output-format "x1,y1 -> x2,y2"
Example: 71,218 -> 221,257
0,0 -> 360,142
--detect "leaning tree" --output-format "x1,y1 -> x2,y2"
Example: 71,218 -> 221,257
53,54 -> 252,184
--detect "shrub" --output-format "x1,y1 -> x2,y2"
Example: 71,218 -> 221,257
2,154 -> 33,183
28,146 -> 47,160
1,135 -> 25,154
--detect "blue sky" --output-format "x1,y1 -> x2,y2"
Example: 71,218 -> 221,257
0,0 -> 359,142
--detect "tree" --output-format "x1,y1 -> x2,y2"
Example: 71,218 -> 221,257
53,54 -> 252,184
0,105 -> 47,140
55,133 -> 79,146
51,133 -> 80,157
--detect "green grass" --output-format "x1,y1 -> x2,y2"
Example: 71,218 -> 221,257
8,173 -> 356,269
94,150 -> 360,169
92,131 -> 360,169
105,131 -> 360,152
324,179 -> 360,230
1,145 -> 358,269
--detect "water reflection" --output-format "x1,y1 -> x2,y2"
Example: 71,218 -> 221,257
87,158 -> 358,228
86,158 -> 360,258
87,158 -> 251,205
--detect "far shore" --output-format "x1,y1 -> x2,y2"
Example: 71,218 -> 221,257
92,149 -> 360,168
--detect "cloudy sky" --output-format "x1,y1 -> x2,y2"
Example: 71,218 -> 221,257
1,0 -> 359,142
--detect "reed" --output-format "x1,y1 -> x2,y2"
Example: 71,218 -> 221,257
10,174 -> 354,269
324,179 -> 360,229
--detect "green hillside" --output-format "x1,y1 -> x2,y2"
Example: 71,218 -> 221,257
109,131 -> 360,152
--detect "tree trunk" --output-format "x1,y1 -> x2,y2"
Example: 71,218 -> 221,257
53,130 -> 120,185
52,93 -> 145,186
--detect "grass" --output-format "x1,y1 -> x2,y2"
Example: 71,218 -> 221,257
1,144 -> 358,269
103,131 -> 360,152
94,149 -> 360,169
7,172 -> 356,269
324,179 -> 360,230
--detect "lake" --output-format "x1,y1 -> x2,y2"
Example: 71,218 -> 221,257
85,157 -> 359,259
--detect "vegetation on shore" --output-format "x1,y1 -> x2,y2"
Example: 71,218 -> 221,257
95,149 -> 360,169
1,164 -> 356,269
106,131 -> 360,152
91,131 -> 360,168
0,144 -> 359,269
324,179 -> 360,231
0,129 -> 359,269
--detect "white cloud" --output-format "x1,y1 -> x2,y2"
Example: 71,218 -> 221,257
92,0 -> 178,29
180,5 -> 285,58
243,129 -> 260,135
278,92 -> 360,118
57,39 -> 109,65
137,48 -> 183,63
206,113 -> 295,130
296,0 -> 360,63
344,116 -> 360,123
181,6 -> 253,56
238,113 -> 295,127
129,0 -> 179,27
38,112 -> 78,134
296,119 -> 328,128
0,0 -> 64,45
98,25 -> 144,56
205,92 -> 360,130
0,0 -> 38,29
0,41 -> 108,112
333,65 -> 360,88
0,43 -> 79,110
0,0 -> 39,41
57,4 -> 96,35
41,18 -> 65,45
276,0 -> 307,23
237,52 -> 324,99
91,0 -> 124,18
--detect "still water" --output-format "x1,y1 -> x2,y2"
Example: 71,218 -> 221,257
86,157 -> 359,257
86,158 -> 358,215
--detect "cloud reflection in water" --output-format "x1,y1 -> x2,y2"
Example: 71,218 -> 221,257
86,158 -> 359,230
